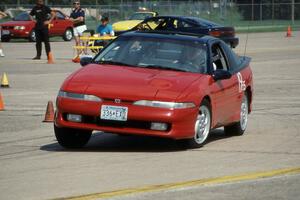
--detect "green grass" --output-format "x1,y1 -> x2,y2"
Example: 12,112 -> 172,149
236,24 -> 300,33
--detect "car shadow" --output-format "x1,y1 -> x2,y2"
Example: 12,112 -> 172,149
40,129 -> 235,153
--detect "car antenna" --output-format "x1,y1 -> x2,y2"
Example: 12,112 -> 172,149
243,22 -> 250,59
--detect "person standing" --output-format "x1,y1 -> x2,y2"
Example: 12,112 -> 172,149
29,0 -> 55,61
0,43 -> 4,57
69,1 -> 87,62
0,11 -> 7,57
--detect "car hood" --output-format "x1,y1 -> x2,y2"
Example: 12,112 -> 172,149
0,20 -> 33,26
64,64 -> 202,101
112,20 -> 142,32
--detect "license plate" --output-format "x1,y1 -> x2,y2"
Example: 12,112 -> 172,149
2,30 -> 10,35
101,105 -> 128,121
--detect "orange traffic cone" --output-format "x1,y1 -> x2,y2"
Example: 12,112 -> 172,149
47,52 -> 54,64
0,92 -> 5,111
43,101 -> 54,122
286,25 -> 292,37
72,55 -> 80,63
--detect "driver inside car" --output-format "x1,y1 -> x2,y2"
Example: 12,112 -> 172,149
180,46 -> 207,73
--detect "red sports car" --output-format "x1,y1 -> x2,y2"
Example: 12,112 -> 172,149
55,31 -> 253,148
0,10 -> 73,42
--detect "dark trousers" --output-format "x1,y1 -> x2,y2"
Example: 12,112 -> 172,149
35,28 -> 51,57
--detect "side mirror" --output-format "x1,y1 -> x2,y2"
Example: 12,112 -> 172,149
212,69 -> 232,81
80,56 -> 93,67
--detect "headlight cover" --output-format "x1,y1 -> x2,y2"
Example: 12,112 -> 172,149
133,100 -> 195,109
14,26 -> 25,30
58,91 -> 102,102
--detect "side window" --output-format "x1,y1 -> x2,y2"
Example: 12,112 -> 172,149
153,18 -> 169,30
56,11 -> 65,20
138,18 -> 167,30
211,43 -> 228,71
175,20 -> 195,29
221,42 -> 241,72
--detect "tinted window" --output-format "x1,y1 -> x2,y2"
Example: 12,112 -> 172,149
14,12 -> 30,21
220,42 -> 241,72
136,18 -> 168,31
94,36 -> 208,73
211,43 -> 228,71
56,11 -> 65,20
174,19 -> 195,28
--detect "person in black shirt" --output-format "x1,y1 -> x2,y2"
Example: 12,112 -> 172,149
29,0 -> 55,60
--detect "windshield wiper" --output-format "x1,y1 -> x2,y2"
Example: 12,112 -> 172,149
97,60 -> 135,67
141,64 -> 188,72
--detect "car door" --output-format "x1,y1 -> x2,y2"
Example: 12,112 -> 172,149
221,42 -> 247,120
49,11 -> 66,35
209,41 -> 239,125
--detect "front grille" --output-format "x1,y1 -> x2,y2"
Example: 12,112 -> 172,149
102,98 -> 134,104
62,113 -> 170,131
2,26 -> 14,30
97,118 -> 152,129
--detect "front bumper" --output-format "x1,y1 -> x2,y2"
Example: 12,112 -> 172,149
55,97 -> 198,139
1,29 -> 29,38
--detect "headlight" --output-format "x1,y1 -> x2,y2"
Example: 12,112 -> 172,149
58,91 -> 102,102
133,100 -> 195,109
14,26 -> 25,30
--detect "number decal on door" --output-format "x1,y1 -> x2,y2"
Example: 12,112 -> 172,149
237,72 -> 246,93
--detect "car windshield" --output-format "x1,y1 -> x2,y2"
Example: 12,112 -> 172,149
14,12 -> 31,21
129,13 -> 154,20
94,35 -> 208,73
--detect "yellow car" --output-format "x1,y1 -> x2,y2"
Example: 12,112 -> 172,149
113,11 -> 158,32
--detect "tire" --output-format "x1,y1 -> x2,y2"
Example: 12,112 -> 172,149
224,93 -> 249,136
29,30 -> 36,42
1,35 -> 11,42
177,99 -> 211,149
54,124 -> 92,148
63,28 -> 73,41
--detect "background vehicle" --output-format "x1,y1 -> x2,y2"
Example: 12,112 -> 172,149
112,11 -> 158,32
0,10 -> 73,42
116,16 -> 239,48
55,31 -> 253,149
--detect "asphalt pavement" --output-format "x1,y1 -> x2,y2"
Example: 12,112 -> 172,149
0,31 -> 299,200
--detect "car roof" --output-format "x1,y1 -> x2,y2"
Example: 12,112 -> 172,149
145,15 -> 221,27
120,30 -> 217,44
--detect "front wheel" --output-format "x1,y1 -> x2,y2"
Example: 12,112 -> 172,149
63,28 -> 73,41
224,93 -> 249,136
54,125 -> 92,148
177,99 -> 211,148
